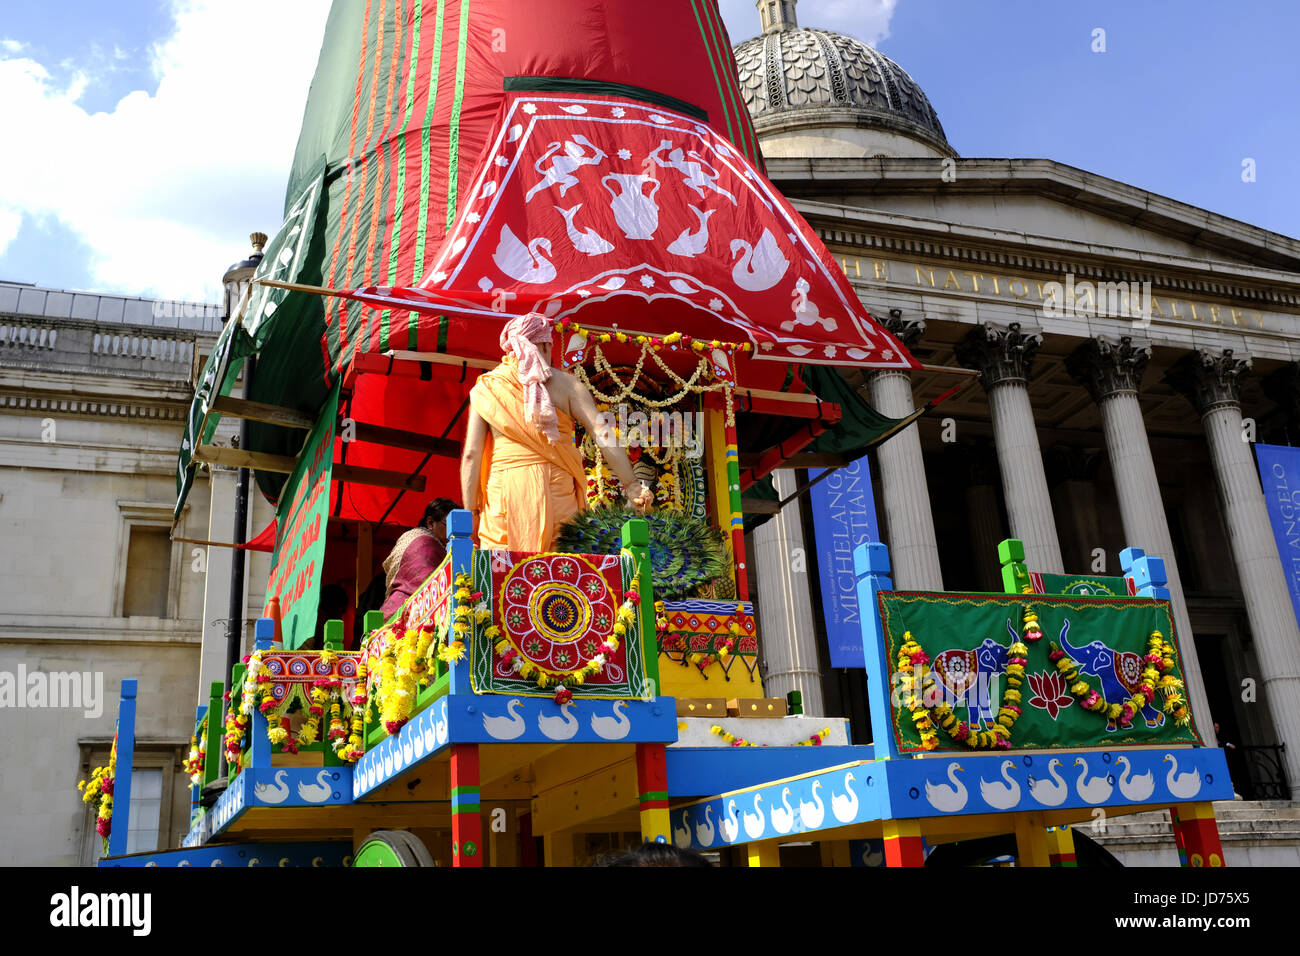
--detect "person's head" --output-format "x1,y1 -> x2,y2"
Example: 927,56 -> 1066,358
422,497 -> 457,536
500,311 -> 555,367
592,841 -> 712,867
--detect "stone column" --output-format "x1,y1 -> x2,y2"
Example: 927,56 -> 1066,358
197,465 -> 248,704
752,469 -> 825,716
1066,336 -> 1212,737
955,323 -> 1064,573
1169,349 -> 1300,796
867,314 -> 944,589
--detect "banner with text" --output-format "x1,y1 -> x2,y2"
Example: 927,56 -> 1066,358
1255,443 -> 1300,629
266,383 -> 339,649
809,458 -> 879,668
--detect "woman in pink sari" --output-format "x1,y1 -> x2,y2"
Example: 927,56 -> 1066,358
380,497 -> 457,618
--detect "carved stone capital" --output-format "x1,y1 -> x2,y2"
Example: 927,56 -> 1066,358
1165,348 -> 1252,414
1065,336 -> 1151,403
879,310 -> 926,350
954,322 -> 1042,388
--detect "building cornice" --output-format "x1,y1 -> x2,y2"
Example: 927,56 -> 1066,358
792,199 -> 1300,311
770,156 -> 1300,273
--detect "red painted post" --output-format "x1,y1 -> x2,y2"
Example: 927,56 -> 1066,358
450,744 -> 483,867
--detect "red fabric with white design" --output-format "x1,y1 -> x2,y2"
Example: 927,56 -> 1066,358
343,93 -> 917,373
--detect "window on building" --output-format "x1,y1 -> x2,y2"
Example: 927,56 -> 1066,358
125,769 -> 163,855
79,743 -> 183,866
123,526 -> 172,617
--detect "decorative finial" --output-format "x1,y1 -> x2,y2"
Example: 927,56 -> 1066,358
758,0 -> 798,35
250,232 -> 268,253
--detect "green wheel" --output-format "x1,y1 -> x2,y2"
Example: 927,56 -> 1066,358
352,830 -> 437,867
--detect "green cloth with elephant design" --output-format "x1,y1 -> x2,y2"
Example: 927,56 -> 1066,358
878,591 -> 1205,754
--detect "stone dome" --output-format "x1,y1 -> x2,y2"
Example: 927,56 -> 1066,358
734,1 -> 954,159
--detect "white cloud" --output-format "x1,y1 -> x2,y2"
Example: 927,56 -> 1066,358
0,1 -> 329,301
820,0 -> 897,46
0,206 -> 20,257
0,39 -> 26,55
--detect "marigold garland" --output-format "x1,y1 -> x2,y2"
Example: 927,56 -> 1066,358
710,725 -> 831,748
77,734 -> 117,850
184,716 -> 207,785
1050,630 -> 1189,729
371,575 -> 467,737
897,620 -> 1025,751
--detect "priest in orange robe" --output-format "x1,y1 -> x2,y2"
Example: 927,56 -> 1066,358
461,312 -> 651,551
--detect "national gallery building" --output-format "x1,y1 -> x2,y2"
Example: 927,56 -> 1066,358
738,1 -> 1300,810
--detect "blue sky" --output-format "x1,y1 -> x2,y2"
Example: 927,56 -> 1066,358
1,0 -> 1297,301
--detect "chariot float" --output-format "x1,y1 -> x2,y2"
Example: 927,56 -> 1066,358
88,0 -> 1228,867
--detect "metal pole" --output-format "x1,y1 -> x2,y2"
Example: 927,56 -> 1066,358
223,355 -> 257,705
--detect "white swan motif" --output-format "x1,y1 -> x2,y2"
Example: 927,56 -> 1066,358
415,721 -> 430,757
492,225 -> 556,284
253,770 -> 290,805
296,770 -> 333,804
742,794 -> 766,840
667,204 -> 714,258
1116,755 -> 1156,801
1074,758 -> 1114,805
720,800 -> 740,843
798,780 -> 826,828
769,788 -> 796,834
730,229 -> 789,292
924,763 -> 968,813
672,810 -> 692,849
979,760 -> 1022,811
590,700 -> 631,740
1027,758 -> 1069,807
555,204 -> 613,256
435,705 -> 449,745
537,701 -> 579,741
383,747 -> 394,777
694,805 -> 715,846
1164,753 -> 1203,799
482,698 -> 527,740
402,735 -> 414,765
831,772 -> 859,823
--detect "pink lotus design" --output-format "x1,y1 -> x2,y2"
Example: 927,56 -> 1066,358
1027,671 -> 1074,721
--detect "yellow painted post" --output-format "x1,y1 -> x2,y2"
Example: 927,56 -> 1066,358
1013,813 -> 1053,868
1045,825 -> 1077,867
747,839 -> 781,867
544,830 -> 577,868
705,406 -> 737,583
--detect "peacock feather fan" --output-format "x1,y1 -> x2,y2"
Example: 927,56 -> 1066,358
554,508 -> 729,601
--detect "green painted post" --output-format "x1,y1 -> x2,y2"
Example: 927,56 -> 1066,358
362,609 -> 386,744
222,662 -> 246,780
204,682 -> 224,787
621,518 -> 659,696
786,690 -> 803,715
323,619 -> 344,651
998,538 -> 1032,594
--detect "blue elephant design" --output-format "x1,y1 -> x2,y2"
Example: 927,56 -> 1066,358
932,636 -> 1009,729
1058,619 -> 1164,731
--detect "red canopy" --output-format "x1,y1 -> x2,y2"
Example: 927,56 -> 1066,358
343,91 -> 917,375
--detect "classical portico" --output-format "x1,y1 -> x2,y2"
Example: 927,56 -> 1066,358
732,0 -> 1300,803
